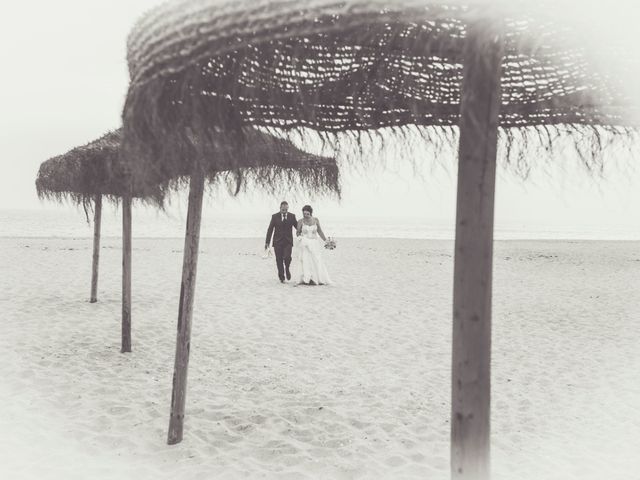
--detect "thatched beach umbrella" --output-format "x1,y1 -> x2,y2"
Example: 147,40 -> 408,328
36,129 -> 164,353
36,142 -> 110,303
143,127 -> 341,447
122,0 -> 637,472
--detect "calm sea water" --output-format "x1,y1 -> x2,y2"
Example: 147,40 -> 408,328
0,209 -> 637,240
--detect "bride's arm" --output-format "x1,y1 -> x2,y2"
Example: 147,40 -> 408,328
315,219 -> 327,242
296,219 -> 303,236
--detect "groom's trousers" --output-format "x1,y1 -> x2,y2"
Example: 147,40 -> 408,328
273,242 -> 293,280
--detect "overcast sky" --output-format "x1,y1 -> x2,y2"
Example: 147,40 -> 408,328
1,0 -> 639,235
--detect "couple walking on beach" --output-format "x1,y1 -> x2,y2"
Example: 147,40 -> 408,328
265,201 -> 332,285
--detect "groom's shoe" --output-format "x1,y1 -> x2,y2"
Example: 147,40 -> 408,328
285,268 -> 291,281
279,275 -> 285,283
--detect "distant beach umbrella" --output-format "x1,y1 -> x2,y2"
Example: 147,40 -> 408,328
35,129 -> 162,205
36,128 -> 162,352
122,0 -> 638,473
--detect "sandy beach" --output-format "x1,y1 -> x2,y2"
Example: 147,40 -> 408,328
1,237 -> 639,479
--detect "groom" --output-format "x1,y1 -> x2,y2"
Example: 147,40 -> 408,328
265,201 -> 298,283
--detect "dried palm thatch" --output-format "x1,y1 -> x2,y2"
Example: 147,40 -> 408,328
122,0 -> 638,178
35,129 -> 164,207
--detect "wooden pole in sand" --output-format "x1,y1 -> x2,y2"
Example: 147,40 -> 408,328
121,194 -> 132,353
451,17 -> 503,480
90,194 -> 102,303
167,167 -> 205,445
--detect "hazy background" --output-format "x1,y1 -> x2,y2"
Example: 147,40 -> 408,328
1,0 -> 639,238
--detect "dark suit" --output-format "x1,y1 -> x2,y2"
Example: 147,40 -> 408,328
265,212 -> 297,281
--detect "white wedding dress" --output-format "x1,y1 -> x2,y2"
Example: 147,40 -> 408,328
296,223 -> 332,285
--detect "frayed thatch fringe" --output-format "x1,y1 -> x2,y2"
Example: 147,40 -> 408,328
498,124 -> 639,179
249,123 -> 638,181
161,163 -> 340,203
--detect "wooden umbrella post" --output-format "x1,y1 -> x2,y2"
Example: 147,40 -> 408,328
121,194 -> 132,353
90,194 -> 102,303
167,167 -> 205,445
451,17 -> 504,480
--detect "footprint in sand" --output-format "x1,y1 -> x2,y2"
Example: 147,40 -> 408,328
108,406 -> 131,415
385,455 -> 407,467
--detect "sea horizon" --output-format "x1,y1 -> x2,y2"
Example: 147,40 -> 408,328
1,208 -> 638,241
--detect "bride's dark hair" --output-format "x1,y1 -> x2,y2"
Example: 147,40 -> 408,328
302,205 -> 313,215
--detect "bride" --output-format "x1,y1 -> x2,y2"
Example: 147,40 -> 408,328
295,205 -> 332,285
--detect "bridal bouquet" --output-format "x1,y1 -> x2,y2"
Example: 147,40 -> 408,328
324,237 -> 337,250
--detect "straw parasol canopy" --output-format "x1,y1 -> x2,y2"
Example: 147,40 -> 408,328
36,129 -> 164,207
122,0 -> 638,176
